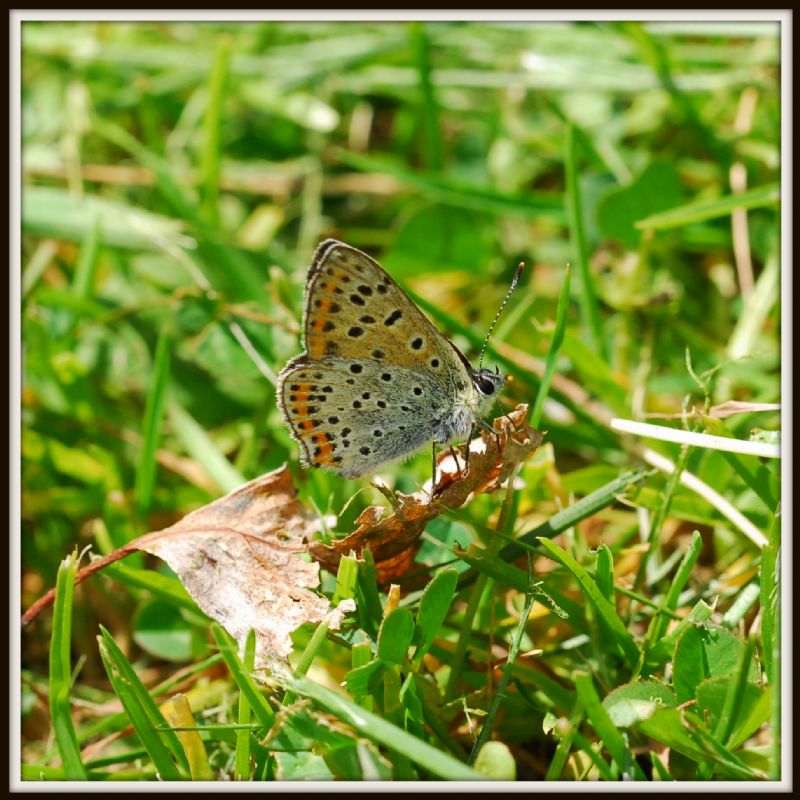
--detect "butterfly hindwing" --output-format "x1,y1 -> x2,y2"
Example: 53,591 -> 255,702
277,356 -> 450,477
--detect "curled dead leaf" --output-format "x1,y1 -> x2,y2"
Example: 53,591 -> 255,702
22,466 -> 353,668
309,403 -> 543,583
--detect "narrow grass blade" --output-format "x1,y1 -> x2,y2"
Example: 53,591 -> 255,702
544,701 -> 583,780
97,626 -> 188,780
72,214 -> 101,299
409,23 -> 443,171
610,418 -> 780,459
760,512 -> 780,685
282,616 -> 332,706
642,530 -> 703,656
570,729 -> 616,780
595,544 -> 615,606
720,451 -> 778,510
722,582 -> 760,628
564,124 -> 604,358
135,331 -> 172,515
234,629 -> 256,781
538,539 -> 640,667
634,445 -> 689,593
49,551 -> 87,780
335,149 -> 564,219
714,636 -> 757,747
499,469 -> 650,562
444,572 -> 488,701
468,583 -> 536,764
200,36 -> 230,224
102,562 -> 197,613
636,183 -> 778,230
530,264 -> 570,429
289,676 -> 483,780
168,400 -> 245,493
22,185 -> 190,251
574,672 -> 646,780
210,624 -> 276,731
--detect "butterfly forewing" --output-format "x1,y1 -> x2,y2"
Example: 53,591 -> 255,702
302,241 -> 469,388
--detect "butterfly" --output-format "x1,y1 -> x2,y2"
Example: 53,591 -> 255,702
277,239 -> 520,479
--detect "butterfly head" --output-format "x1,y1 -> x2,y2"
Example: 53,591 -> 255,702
472,365 -> 505,399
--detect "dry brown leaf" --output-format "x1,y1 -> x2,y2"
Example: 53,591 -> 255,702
308,403 -> 543,583
134,467 -> 354,667
22,466 -> 353,668
708,400 -> 781,419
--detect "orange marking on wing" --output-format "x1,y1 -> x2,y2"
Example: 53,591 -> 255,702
307,337 -> 326,359
314,441 -> 334,464
311,317 -> 326,333
298,419 -> 314,432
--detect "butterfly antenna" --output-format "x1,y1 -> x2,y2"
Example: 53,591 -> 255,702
478,261 -> 525,370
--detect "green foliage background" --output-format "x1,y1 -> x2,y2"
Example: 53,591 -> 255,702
20,19 -> 781,782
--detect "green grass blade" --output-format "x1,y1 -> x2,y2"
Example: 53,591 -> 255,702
234,629 -> 256,781
530,264 -> 570,429
335,149 -> 564,219
200,36 -> 231,224
574,671 -> 647,780
102,562 -> 197,612
49,551 -> 88,780
642,530 -> 703,656
538,539 -> 640,667
564,124 -> 604,358
97,626 -> 188,780
444,572 -> 489,701
713,636 -> 757,747
468,582 -> 536,764
409,23 -> 443,171
636,183 -> 778,230
22,185 -> 190,251
499,470 -> 650,562
634,446 -> 689,593
72,214 -> 101,299
289,676 -> 484,780
760,512 -> 780,685
544,701 -> 583,780
722,582 -> 760,628
210,624 -> 276,731
134,330 -> 172,515
595,543 -> 615,606
167,399 -> 245,493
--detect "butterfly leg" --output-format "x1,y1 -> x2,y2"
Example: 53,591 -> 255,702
430,440 -> 438,496
449,445 -> 462,477
463,422 -> 477,475
477,418 -> 503,456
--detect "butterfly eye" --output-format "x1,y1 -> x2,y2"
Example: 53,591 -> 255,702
475,375 -> 497,396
